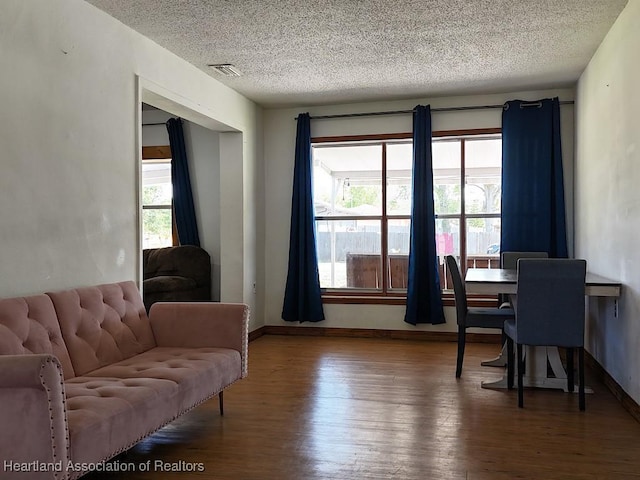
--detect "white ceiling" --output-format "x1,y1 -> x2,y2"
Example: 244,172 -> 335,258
86,0 -> 628,108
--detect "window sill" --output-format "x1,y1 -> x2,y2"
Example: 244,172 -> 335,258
322,295 -> 408,305
321,293 -> 499,308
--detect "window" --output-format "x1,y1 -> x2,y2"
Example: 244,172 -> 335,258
312,129 -> 501,297
142,146 -> 174,249
433,130 -> 502,289
313,134 -> 413,294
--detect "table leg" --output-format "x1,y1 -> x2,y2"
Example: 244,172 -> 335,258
480,346 -> 522,389
480,343 -> 508,367
481,346 -> 593,393
480,294 -> 513,368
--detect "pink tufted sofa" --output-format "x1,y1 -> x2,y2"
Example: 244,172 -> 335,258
0,281 -> 249,480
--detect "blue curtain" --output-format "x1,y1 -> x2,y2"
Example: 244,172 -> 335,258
282,113 -> 325,323
166,118 -> 200,247
405,105 -> 445,325
501,98 -> 567,257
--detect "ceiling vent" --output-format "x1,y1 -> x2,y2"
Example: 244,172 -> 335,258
207,63 -> 242,77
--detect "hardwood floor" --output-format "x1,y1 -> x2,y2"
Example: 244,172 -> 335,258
86,335 -> 640,479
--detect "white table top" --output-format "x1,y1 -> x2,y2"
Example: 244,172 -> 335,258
465,268 -> 621,297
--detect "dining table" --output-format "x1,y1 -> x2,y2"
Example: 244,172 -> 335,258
464,267 -> 621,392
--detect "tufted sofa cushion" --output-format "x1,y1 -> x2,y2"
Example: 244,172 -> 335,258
64,375 -> 178,473
86,346 -> 242,410
48,281 -> 156,376
64,346 -> 241,469
0,294 -> 76,379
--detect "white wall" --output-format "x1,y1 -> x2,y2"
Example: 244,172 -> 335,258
0,0 -> 261,329
183,122 -> 222,301
576,0 -> 640,403
263,88 -> 575,331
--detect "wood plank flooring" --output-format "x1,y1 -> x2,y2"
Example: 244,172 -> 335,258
85,335 -> 640,479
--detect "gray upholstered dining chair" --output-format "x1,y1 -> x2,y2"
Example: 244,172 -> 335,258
501,251 -> 549,269
445,255 -> 515,378
498,251 -> 548,308
505,258 -> 587,410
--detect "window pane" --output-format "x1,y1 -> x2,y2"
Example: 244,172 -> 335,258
386,143 -> 412,216
142,163 -> 172,206
465,138 -> 501,214
435,218 -> 460,258
466,217 -> 501,268
433,140 -> 461,215
316,219 -> 381,289
388,218 -> 410,289
142,209 -> 173,249
436,218 -> 460,290
313,144 -> 382,216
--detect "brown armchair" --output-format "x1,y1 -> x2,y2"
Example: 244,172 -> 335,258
142,245 -> 212,312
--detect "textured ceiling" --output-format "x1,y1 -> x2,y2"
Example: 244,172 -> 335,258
86,0 -> 628,107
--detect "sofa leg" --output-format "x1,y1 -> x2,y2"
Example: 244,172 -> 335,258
219,390 -> 224,416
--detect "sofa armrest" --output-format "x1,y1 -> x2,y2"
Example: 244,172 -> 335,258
149,302 -> 249,378
0,354 -> 70,479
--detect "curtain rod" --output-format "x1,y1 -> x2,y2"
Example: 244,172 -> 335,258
297,100 -> 574,120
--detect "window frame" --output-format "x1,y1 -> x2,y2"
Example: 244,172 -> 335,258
314,128 -> 501,305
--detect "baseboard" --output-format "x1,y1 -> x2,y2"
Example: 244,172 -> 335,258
248,326 -> 267,342
585,351 -> 640,423
249,325 -> 501,344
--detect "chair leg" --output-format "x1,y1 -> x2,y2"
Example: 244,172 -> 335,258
517,343 -> 524,408
579,348 -> 585,411
506,336 -> 514,390
566,347 -> 574,393
456,326 -> 466,378
219,390 -> 224,416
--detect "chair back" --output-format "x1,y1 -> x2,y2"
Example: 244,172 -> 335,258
445,255 -> 467,325
501,251 -> 548,269
515,259 -> 586,347
500,252 -> 549,305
